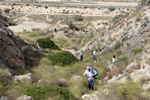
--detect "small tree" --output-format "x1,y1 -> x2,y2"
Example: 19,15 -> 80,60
37,38 -> 60,50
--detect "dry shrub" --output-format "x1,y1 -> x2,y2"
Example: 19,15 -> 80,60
147,33 -> 150,37
100,38 -> 104,42
108,36 -> 113,42
107,66 -> 126,80
133,63 -> 141,70
126,67 -> 133,74
125,64 -> 141,74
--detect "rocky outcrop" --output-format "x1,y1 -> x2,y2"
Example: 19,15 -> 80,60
140,0 -> 150,6
0,14 -> 26,69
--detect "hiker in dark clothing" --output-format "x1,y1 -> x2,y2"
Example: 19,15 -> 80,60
80,54 -> 84,62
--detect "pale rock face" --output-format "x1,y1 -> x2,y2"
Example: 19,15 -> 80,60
130,69 -> 150,82
107,76 -> 117,84
143,81 -> 150,91
13,73 -> 31,82
70,75 -> 82,81
82,92 -> 99,100
125,60 -> 137,72
16,95 -> 33,100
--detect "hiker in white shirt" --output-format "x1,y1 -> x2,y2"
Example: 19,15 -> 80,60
112,55 -> 117,63
83,66 -> 95,90
92,50 -> 98,62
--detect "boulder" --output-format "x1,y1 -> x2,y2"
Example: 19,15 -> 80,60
13,73 -> 31,82
0,14 -> 26,69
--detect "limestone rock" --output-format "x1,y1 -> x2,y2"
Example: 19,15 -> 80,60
13,73 -> 31,82
16,95 -> 33,100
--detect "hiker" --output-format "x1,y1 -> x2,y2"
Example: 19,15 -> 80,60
83,66 -> 98,90
92,50 -> 98,62
54,28 -> 57,33
35,42 -> 40,49
112,55 -> 117,63
80,54 -> 84,62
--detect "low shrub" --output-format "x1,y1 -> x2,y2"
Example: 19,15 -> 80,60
22,85 -> 75,100
144,17 -> 149,20
68,23 -> 79,31
45,6 -> 48,9
0,85 -> 7,96
37,38 -> 60,50
132,48 -> 143,55
0,70 -> 12,86
114,41 -> 122,50
4,8 -> 10,13
108,7 -> 115,11
74,15 -> 83,21
48,51 -> 78,66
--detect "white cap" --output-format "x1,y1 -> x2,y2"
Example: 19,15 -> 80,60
87,66 -> 90,69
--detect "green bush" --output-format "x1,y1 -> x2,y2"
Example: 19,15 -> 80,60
37,38 -> 60,50
45,6 -> 48,9
108,7 -> 115,11
132,48 -> 143,55
22,85 -> 75,100
48,51 -> 78,66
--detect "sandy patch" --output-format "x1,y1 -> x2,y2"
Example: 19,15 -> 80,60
9,21 -> 50,32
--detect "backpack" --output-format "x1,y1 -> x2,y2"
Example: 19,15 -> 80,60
92,68 -> 99,79
91,51 -> 93,56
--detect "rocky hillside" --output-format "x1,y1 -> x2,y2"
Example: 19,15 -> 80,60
81,7 -> 150,100
0,14 -> 26,69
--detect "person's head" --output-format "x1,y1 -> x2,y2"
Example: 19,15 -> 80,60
113,55 -> 116,58
87,66 -> 91,72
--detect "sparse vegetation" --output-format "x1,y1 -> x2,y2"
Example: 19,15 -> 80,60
132,48 -> 143,55
103,81 -> 143,100
112,12 -> 129,24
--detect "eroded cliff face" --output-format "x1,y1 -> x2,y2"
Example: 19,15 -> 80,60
0,14 -> 25,69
